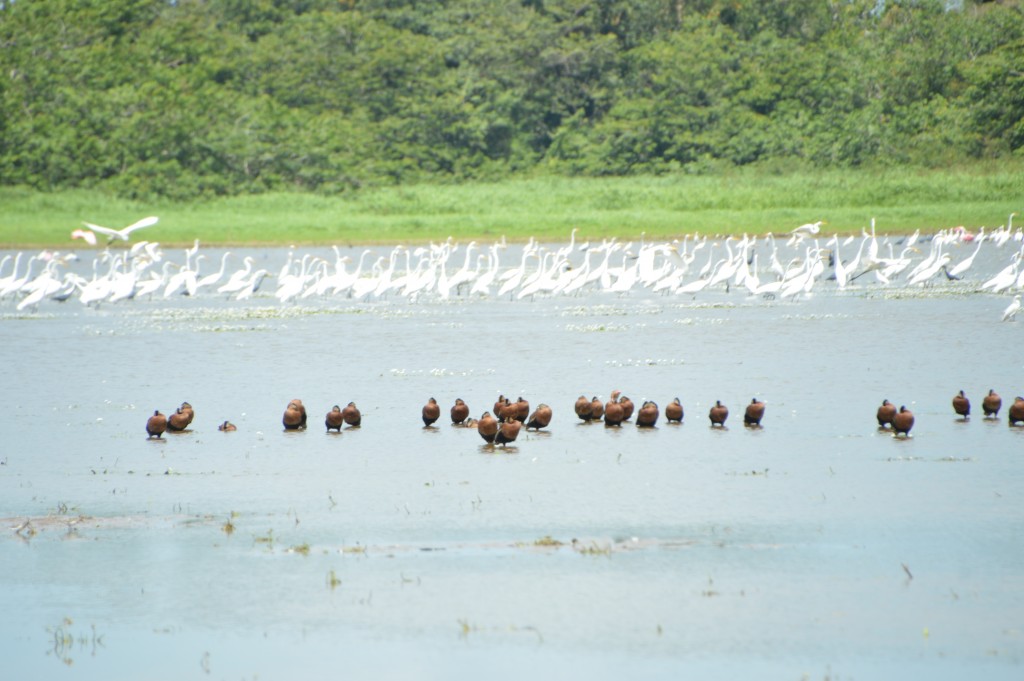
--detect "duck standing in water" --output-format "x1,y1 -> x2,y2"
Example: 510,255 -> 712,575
618,395 -> 635,421
665,398 -> 684,423
952,390 -> 970,420
636,400 -> 659,427
477,411 -> 498,443
493,395 -> 508,421
422,397 -> 440,427
892,406 -> 915,437
574,395 -> 593,422
525,404 -> 552,430
325,405 -> 344,432
146,410 -> 167,439
342,402 -> 361,427
589,396 -> 605,422
451,398 -> 470,425
283,399 -> 307,430
499,399 -> 519,423
877,399 -> 897,428
496,418 -> 522,447
983,389 -> 1002,419
167,401 -> 194,432
1009,397 -> 1024,426
515,397 -> 530,422
604,394 -> 625,427
709,400 -> 728,427
218,421 -> 237,432
744,398 -> 766,427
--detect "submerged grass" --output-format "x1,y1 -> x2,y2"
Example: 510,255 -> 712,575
2,163 -> 1021,247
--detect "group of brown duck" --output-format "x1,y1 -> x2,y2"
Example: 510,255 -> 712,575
876,389 -> 1024,437
143,394 -> 767,443
144,390 -> 1024,442
145,401 -> 198,439
427,393 -> 766,446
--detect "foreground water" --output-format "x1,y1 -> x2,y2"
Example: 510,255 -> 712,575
1,244 -> 1023,680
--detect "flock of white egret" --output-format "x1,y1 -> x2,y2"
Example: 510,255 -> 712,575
2,217 -> 1023,316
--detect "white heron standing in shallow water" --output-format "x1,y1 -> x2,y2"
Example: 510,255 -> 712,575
1003,295 -> 1022,322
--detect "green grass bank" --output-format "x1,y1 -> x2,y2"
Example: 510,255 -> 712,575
2,165 -> 1021,248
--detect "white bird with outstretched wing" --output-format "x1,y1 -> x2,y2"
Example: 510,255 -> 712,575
81,216 -> 159,243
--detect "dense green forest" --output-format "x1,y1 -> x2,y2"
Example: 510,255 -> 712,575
1,0 -> 1021,201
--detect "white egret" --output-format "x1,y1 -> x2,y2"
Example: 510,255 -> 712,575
195,252 -> 232,293
981,252 -> 1021,293
218,257 -> 255,295
235,269 -> 271,300
1003,295 -> 1022,322
81,216 -> 159,243
947,240 -> 984,278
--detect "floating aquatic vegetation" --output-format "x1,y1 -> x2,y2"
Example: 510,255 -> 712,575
389,367 -> 495,378
45,617 -> 104,667
340,544 -> 367,555
780,313 -> 851,321
606,357 -> 684,367
559,304 -> 661,317
672,317 -> 728,326
572,539 -> 612,555
726,468 -> 771,477
565,323 -> 629,332
253,529 -> 274,548
533,535 -> 563,547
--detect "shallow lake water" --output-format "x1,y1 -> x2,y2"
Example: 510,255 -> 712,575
1,238 -> 1023,680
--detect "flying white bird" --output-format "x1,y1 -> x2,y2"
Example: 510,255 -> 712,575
81,216 -> 159,243
791,221 -> 825,237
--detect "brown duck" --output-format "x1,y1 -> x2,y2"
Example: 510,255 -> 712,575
636,400 -> 659,427
525,403 -> 552,430
744,398 -> 766,427
574,395 -> 593,422
983,389 -> 1002,418
709,400 -> 728,427
1009,397 -> 1024,426
952,390 -> 970,420
422,397 -> 441,427
618,395 -> 635,421
499,399 -> 520,423
514,397 -> 530,422
450,398 -> 470,425
218,420 -> 237,432
892,405 -> 915,436
342,402 -> 361,427
146,410 -> 167,439
283,399 -> 307,430
326,405 -> 344,432
589,396 -> 605,421
167,401 -> 194,431
477,411 -> 498,443
604,396 -> 625,427
496,418 -> 522,446
665,397 -> 684,423
876,399 -> 897,428
493,395 -> 508,422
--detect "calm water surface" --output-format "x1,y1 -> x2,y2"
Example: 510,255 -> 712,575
1,243 -> 1023,680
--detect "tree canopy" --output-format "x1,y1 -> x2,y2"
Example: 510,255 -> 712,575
1,0 -> 1021,199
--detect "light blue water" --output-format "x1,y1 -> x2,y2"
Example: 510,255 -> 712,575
1,244 -> 1023,680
